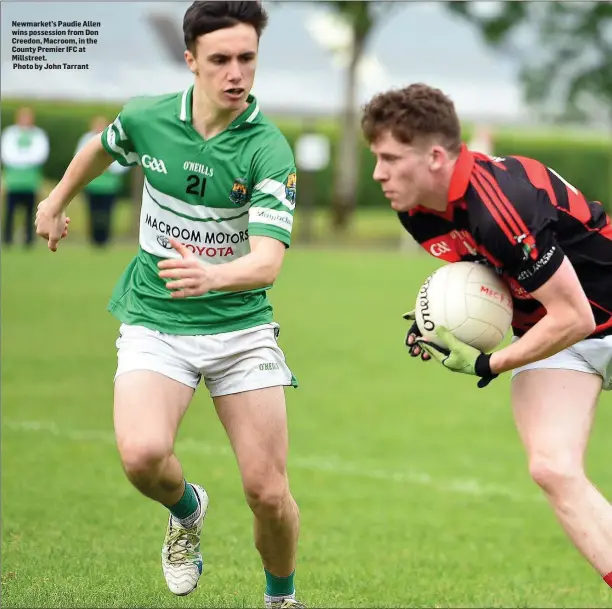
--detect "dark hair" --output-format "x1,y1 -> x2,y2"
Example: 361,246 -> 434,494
183,1 -> 268,53
361,83 -> 462,154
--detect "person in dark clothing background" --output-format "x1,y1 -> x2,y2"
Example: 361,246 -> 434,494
75,116 -> 130,246
1,106 -> 50,247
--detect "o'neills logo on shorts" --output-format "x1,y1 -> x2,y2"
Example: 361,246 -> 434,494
259,362 -> 280,371
418,274 -> 435,332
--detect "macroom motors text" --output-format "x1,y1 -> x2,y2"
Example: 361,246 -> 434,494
145,214 -> 249,246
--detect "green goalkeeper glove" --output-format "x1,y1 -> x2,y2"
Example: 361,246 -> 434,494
402,309 -> 431,360
415,326 -> 498,388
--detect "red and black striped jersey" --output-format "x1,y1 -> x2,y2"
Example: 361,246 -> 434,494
399,144 -> 612,338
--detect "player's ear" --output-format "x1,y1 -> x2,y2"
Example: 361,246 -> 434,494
184,50 -> 197,75
429,145 -> 446,172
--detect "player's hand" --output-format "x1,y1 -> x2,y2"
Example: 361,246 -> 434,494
403,309 -> 431,361
415,326 -> 498,388
35,198 -> 71,252
157,239 -> 218,298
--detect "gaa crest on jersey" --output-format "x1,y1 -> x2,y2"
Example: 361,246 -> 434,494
229,178 -> 248,206
284,172 -> 296,205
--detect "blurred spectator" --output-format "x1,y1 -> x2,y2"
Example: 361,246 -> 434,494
1,106 -> 49,247
75,116 -> 130,246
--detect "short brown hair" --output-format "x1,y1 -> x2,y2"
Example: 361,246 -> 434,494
361,83 -> 462,154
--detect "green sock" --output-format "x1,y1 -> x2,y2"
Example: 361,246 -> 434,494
264,569 -> 295,596
166,481 -> 198,521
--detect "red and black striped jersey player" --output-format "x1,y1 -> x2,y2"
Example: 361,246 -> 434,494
361,83 -> 612,590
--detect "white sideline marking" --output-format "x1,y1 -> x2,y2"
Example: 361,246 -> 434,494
3,419 -> 542,503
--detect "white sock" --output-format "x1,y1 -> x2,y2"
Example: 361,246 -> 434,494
265,592 -> 296,605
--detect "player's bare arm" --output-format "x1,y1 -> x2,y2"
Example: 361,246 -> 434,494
35,134 -> 114,251
207,235 -> 286,290
47,134 -> 114,209
158,235 -> 286,298
488,257 -> 595,374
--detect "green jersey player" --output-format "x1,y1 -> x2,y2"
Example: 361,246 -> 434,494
34,2 -> 304,607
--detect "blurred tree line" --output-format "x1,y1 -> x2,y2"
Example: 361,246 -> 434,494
316,0 -> 612,231
130,0 -> 612,232
448,1 -> 612,124
4,2 -> 609,241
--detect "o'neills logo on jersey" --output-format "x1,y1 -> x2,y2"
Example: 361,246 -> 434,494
141,154 -> 167,174
183,161 -> 214,177
145,214 -> 248,257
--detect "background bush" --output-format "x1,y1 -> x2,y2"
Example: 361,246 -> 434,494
3,98 -> 611,211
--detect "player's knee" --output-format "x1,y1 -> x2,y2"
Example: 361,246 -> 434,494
243,473 -> 288,517
117,437 -> 171,482
528,454 -> 585,495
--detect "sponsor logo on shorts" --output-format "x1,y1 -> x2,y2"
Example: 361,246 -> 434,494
259,362 -> 280,371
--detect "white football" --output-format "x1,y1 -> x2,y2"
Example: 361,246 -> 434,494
415,261 -> 513,352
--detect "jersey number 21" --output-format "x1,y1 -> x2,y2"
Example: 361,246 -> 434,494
186,174 -> 207,198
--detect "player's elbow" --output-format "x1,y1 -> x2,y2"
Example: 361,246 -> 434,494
251,243 -> 285,286
259,260 -> 282,286
575,309 -> 596,338
562,306 -> 596,342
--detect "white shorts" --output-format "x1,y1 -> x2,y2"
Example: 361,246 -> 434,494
511,335 -> 612,390
114,322 -> 297,397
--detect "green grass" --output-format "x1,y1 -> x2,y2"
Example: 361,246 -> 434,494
2,245 -> 611,608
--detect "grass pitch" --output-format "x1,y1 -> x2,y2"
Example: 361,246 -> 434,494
2,244 -> 611,607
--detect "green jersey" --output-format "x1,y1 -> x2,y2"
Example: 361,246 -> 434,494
0,125 -> 49,192
101,86 -> 297,335
76,131 -> 128,195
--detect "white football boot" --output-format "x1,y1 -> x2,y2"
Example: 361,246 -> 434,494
161,484 -> 209,596
265,597 -> 306,608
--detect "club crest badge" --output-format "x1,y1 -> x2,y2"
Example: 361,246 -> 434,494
229,177 -> 248,206
284,172 -> 296,205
